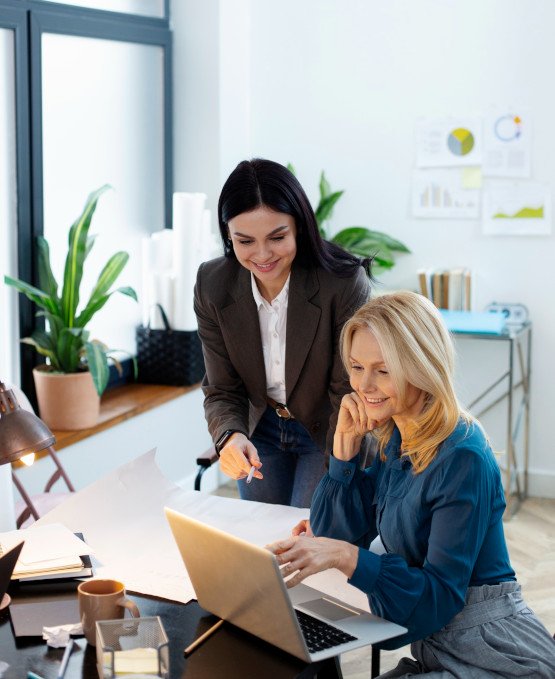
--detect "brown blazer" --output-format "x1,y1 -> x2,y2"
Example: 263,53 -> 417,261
194,257 -> 370,454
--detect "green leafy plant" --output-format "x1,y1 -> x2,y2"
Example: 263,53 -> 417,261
289,165 -> 410,274
4,185 -> 137,396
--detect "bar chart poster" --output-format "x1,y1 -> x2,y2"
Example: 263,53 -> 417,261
483,182 -> 551,235
416,117 -> 483,167
412,169 -> 480,219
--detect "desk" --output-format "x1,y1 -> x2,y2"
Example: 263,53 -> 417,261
0,592 -> 343,679
454,323 -> 531,517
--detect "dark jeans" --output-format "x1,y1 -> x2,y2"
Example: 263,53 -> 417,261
237,406 -> 326,508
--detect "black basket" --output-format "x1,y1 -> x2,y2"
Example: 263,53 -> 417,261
136,305 -> 205,386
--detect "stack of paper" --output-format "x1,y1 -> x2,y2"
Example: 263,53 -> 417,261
0,523 -> 93,581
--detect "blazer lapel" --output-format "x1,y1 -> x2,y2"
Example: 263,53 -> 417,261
286,265 -> 320,401
220,268 -> 267,398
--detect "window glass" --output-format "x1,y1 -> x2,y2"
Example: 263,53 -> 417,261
0,27 -> 20,384
39,0 -> 165,19
41,33 -> 165,356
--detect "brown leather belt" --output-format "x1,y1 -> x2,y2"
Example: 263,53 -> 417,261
267,396 -> 294,419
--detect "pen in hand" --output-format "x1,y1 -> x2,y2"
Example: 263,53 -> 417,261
184,618 -> 224,657
246,465 -> 256,484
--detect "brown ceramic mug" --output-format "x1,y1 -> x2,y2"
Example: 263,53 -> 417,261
77,578 -> 140,645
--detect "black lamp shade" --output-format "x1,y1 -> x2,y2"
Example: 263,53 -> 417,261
0,381 -> 55,465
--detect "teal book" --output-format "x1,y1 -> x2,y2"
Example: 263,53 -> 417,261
439,310 -> 506,335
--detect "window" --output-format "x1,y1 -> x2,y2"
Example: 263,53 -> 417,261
0,1 -> 172,399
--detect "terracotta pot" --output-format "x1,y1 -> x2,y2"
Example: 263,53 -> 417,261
33,366 -> 100,430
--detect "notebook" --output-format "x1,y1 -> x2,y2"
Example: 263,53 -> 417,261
165,507 -> 406,662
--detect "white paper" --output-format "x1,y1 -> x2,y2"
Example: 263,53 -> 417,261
483,109 -> 531,178
412,169 -> 480,219
34,451 -> 370,612
483,181 -> 551,235
147,271 -> 175,329
150,229 -> 174,270
173,192 -> 206,331
416,117 -> 483,168
0,523 -> 92,565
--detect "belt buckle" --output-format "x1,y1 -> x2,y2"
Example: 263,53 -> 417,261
274,402 -> 292,419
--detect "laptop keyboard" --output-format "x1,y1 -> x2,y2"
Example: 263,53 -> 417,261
295,609 -> 357,653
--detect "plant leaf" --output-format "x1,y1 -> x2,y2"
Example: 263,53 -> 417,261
56,327 -> 84,373
315,191 -> 344,227
333,226 -> 411,253
84,340 -> 110,396
36,237 -> 60,312
61,184 -> 111,327
78,251 -> 129,323
4,275 -> 58,314
286,163 -> 296,176
85,234 -> 97,259
75,285 -> 138,328
319,171 -> 331,202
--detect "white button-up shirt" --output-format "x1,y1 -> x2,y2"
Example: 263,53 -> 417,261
251,272 -> 289,404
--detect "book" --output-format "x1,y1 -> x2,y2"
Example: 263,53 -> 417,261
416,267 -> 472,311
0,525 -> 93,583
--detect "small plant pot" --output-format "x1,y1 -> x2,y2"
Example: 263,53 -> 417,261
33,366 -> 100,430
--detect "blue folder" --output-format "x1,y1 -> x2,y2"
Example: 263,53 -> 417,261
439,310 -> 506,335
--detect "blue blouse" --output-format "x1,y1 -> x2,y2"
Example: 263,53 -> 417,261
310,418 -> 515,649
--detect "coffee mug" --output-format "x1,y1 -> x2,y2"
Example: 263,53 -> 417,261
77,578 -> 140,645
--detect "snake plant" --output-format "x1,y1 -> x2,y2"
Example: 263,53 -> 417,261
4,185 -> 137,396
289,165 -> 410,274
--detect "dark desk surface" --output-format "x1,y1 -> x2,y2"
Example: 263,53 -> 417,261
0,589 -> 342,679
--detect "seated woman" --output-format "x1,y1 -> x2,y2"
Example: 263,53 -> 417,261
267,291 -> 555,678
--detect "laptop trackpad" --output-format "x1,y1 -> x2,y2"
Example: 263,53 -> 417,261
300,597 -> 360,621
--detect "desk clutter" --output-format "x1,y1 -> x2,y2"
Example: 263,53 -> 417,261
0,524 -> 92,582
0,451 -> 400,678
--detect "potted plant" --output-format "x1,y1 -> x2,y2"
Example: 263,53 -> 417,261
289,165 -> 410,274
4,185 -> 137,430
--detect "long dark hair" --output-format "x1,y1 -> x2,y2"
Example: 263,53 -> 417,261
217,158 -> 372,278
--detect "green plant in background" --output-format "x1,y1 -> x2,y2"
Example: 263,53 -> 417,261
288,164 -> 410,274
4,185 -> 137,396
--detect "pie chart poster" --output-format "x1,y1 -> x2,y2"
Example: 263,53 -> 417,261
416,117 -> 482,168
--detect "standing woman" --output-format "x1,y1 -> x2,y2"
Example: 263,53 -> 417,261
194,158 -> 371,507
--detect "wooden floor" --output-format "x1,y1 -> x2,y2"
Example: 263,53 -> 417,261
213,485 -> 555,677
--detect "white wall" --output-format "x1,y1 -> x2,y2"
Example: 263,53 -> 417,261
172,0 -> 555,497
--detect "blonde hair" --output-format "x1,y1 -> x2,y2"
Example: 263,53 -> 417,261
340,291 -> 468,473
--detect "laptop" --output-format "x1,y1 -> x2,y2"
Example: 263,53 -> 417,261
0,541 -> 24,610
165,507 -> 406,662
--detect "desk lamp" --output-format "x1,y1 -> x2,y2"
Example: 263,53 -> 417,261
0,380 -> 55,606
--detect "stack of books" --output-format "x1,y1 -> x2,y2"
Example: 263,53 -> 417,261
0,523 -> 93,583
417,267 -> 471,310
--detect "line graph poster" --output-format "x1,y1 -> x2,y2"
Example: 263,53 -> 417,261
412,169 -> 480,219
483,182 -> 551,235
483,108 -> 531,178
416,117 -> 483,168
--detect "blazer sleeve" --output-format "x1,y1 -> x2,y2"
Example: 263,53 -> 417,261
325,267 -> 370,455
193,262 -> 250,443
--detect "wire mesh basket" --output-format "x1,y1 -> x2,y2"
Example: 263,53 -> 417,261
96,616 -> 170,678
